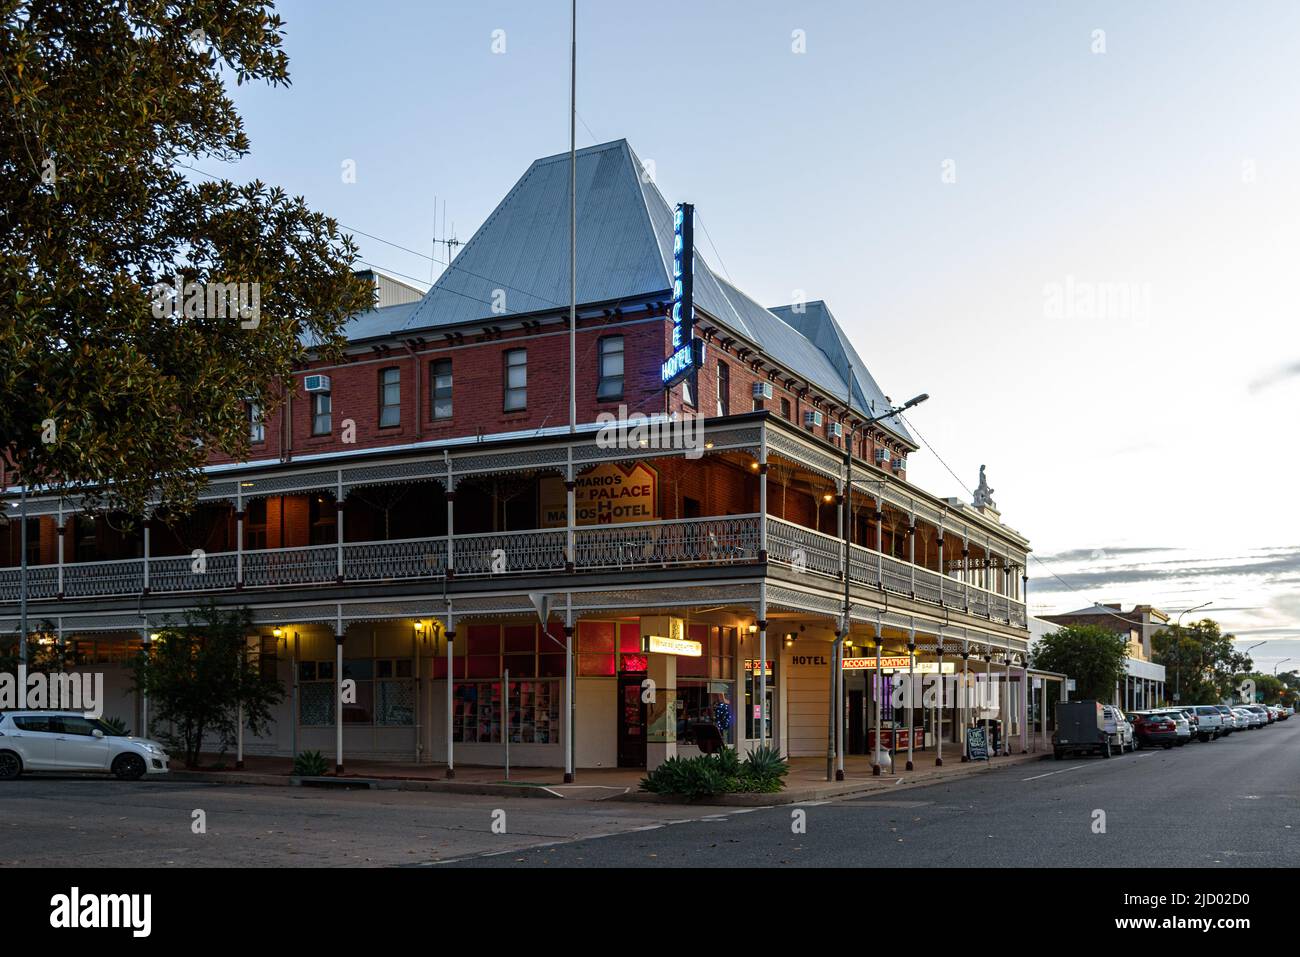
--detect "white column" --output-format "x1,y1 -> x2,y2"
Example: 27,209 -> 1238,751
334,632 -> 344,774
335,479 -> 345,583
906,629 -> 916,770
563,598 -> 575,782
758,427 -> 769,560
961,642 -> 970,761
445,606 -> 456,779
758,587 -> 768,748
935,642 -> 945,766
872,623 -> 884,775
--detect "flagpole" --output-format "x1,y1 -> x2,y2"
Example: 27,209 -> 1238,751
568,0 -> 577,435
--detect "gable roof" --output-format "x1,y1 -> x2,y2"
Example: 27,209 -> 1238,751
337,139 -> 910,442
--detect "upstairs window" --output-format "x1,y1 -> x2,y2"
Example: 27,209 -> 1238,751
431,359 -> 453,420
311,392 -> 331,436
597,336 -> 624,400
379,367 -> 401,428
248,401 -> 265,444
780,397 -> 791,421
504,348 -> 527,411
716,361 -> 730,417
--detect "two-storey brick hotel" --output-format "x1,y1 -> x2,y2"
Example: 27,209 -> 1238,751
1,141 -> 1035,776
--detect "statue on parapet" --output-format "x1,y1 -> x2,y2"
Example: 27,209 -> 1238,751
974,465 -> 996,509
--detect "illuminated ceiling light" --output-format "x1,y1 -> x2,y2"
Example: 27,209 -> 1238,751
273,627 -> 283,639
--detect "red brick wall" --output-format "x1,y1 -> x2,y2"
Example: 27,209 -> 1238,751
209,310 -> 666,466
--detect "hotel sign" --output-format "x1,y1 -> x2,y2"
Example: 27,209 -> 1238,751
641,616 -> 700,656
646,634 -> 703,657
661,203 -> 703,389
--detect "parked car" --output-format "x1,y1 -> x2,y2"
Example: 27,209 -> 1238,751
1190,705 -> 1225,741
1235,706 -> 1264,728
0,711 -> 170,781
1130,712 -> 1179,749
1213,704 -> 1238,734
1246,704 -> 1274,725
1102,705 -> 1136,752
1149,709 -> 1192,744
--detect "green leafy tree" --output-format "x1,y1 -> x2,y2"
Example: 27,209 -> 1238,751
1152,619 -> 1250,704
1,0 -> 373,516
1229,672 -> 1286,706
131,602 -> 282,767
1031,624 -> 1130,702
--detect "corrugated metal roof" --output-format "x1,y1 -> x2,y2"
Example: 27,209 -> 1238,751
769,301 -> 912,441
399,140 -> 669,331
335,139 -> 909,440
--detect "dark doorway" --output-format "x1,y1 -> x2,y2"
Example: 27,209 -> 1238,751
617,676 -> 647,768
848,689 -> 865,754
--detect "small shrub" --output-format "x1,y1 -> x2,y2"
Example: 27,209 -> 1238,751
640,745 -> 789,798
293,750 -> 330,777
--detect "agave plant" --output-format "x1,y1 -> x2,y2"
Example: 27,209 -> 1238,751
292,750 -> 330,777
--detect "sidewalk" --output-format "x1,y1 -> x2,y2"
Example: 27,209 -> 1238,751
169,748 -> 1050,806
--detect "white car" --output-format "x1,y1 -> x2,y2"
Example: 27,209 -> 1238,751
0,711 -> 170,780
1102,705 -> 1136,752
1190,705 -> 1225,741
1233,706 -> 1263,728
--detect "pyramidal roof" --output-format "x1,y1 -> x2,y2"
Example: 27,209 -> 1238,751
347,139 -> 911,443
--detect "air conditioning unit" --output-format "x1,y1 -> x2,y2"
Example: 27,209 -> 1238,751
804,410 -> 823,428
875,448 -> 891,466
828,421 -> 843,438
752,381 -> 773,400
304,374 -> 331,393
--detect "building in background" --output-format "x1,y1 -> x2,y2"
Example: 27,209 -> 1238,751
1,141 -> 1033,773
1038,604 -> 1168,709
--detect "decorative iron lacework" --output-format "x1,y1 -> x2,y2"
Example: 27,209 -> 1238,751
569,583 -> 759,611
766,584 -> 842,616
43,614 -> 144,633
237,470 -> 338,497
339,600 -> 434,625
454,447 -> 568,475
446,595 -> 536,616
342,459 -> 444,489
196,481 -> 240,503
248,606 -> 339,626
765,430 -> 841,481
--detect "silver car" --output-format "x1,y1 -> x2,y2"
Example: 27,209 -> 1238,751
0,711 -> 170,781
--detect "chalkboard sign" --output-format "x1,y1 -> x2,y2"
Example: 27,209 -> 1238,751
966,726 -> 989,761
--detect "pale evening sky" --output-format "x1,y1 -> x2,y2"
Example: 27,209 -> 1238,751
215,1 -> 1300,670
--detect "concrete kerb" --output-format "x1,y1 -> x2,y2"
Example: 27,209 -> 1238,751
164,750 -> 1050,805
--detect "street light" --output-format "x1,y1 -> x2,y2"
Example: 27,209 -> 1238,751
832,391 -> 929,782
1172,601 -> 1213,703
1274,658 -> 1291,676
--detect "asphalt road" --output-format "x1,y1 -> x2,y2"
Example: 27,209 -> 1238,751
1,720 -> 1296,867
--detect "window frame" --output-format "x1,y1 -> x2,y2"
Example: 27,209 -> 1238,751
311,392 -> 332,436
715,360 -> 730,417
378,366 -> 401,428
596,334 -> 624,401
431,358 -> 453,421
503,348 -> 527,412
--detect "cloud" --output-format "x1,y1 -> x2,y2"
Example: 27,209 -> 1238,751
1248,360 -> 1300,394
1031,546 -> 1300,591
1034,546 -> 1180,564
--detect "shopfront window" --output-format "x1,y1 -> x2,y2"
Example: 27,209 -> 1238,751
375,658 -> 415,726
678,681 -> 735,746
452,680 -> 560,744
299,659 -> 336,726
